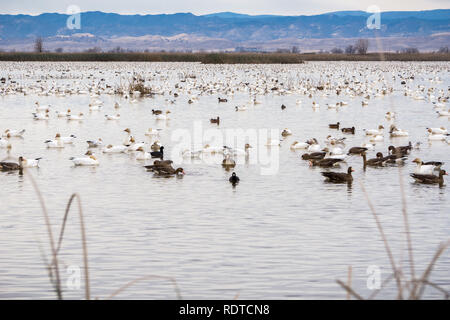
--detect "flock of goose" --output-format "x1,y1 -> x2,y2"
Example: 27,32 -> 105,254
0,61 -> 449,187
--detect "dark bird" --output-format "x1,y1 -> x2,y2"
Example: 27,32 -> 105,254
347,147 -> 368,155
301,152 -> 326,160
152,109 -> 162,115
341,127 -> 355,134
218,97 -> 227,103
321,167 -> 354,183
222,155 -> 236,169
281,104 -> 286,110
410,170 -> 447,185
210,117 -> 220,124
388,142 -> 412,157
153,166 -> 185,176
309,158 -> 343,167
0,157 -> 22,171
144,159 -> 173,171
361,152 -> 384,167
329,122 -> 340,129
229,172 -> 240,185
150,146 -> 164,158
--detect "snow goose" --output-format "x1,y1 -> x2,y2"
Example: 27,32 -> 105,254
19,156 -> 42,168
102,144 -> 127,153
45,134 -> 64,148
3,129 -> 25,138
105,114 -> 120,120
364,125 -> 384,136
87,138 -> 103,148
70,152 -> 99,166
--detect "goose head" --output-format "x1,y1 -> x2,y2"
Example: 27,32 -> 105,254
136,147 -> 145,152
124,128 -> 131,134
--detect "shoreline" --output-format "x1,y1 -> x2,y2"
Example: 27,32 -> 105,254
0,52 -> 449,63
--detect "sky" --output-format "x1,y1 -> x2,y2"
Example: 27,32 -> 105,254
0,0 -> 448,15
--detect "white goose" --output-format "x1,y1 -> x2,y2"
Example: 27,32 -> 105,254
105,114 -> 120,120
135,147 -> 152,160
428,133 -> 447,141
33,110 -> 50,120
3,129 -> 25,138
70,152 -> 99,166
19,157 -> 42,168
427,127 -> 447,135
290,141 -> 309,150
412,158 -> 440,174
56,109 -> 71,118
61,135 -> 76,144
45,134 -> 64,148
364,125 -> 384,136
35,102 -> 50,112
145,128 -> 160,137
390,125 -> 409,137
102,144 -> 128,154
67,113 -> 84,121
126,137 -> 145,152
86,138 -> 103,148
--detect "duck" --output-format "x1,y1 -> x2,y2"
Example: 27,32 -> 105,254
347,147 -> 367,155
19,156 -> 42,168
307,143 -> 322,152
329,122 -> 340,129
3,129 -> 25,138
341,127 -> 355,134
388,143 -> 412,156
210,117 -> 220,124
144,160 -> 174,171
151,141 -> 162,151
410,170 -> 447,185
321,167 -> 354,183
145,128 -> 160,137
218,97 -> 228,103
385,112 -> 396,120
33,110 -> 50,120
70,152 -> 99,166
222,154 -> 236,169
44,134 -> 64,148
235,105 -> 247,111
309,158 -> 343,167
389,125 -> 409,137
290,141 -> 310,150
361,152 -> 384,167
153,166 -> 185,177
155,111 -> 170,120
86,138 -> 103,148
135,147 -> 152,160
436,109 -> 450,117
61,134 -> 76,144
67,112 -> 84,121
56,109 -> 71,118
427,127 -> 447,135
427,133 -> 448,141
301,152 -> 326,160
281,104 -> 287,110
102,144 -> 128,153
126,137 -> 145,152
364,125 -> 384,136
152,109 -> 162,115
0,158 -> 22,171
281,128 -> 292,137
229,172 -> 240,185
150,146 -> 164,158
369,134 -> 384,142
412,158 -> 441,175
105,114 -> 120,120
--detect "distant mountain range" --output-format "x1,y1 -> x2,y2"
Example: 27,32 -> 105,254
0,10 -> 449,52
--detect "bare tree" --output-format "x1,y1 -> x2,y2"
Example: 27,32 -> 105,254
355,39 -> 369,54
331,47 -> 343,54
401,47 -> 419,54
345,45 -> 355,54
438,46 -> 449,53
34,37 -> 43,53
291,46 -> 299,53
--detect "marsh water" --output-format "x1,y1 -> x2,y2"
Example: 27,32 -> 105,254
0,62 -> 448,299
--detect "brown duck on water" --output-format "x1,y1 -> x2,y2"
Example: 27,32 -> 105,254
301,152 -> 326,160
144,160 -> 173,171
341,127 -> 355,134
0,156 -> 23,171
329,122 -> 340,129
361,152 -> 384,167
210,117 -> 220,124
309,158 -> 343,167
388,142 -> 412,157
347,147 -> 368,155
410,169 -> 447,185
321,167 -> 354,183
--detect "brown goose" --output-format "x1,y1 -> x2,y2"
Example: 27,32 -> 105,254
210,117 -> 220,124
329,122 -> 340,129
0,157 -> 23,171
410,170 -> 447,185
281,104 -> 287,110
154,167 -> 185,176
341,127 -> 355,134
301,152 -> 326,160
388,142 -> 412,156
309,158 -> 343,167
218,97 -> 227,103
144,160 -> 173,171
222,155 -> 236,169
361,152 -> 384,167
152,109 -> 162,115
347,147 -> 368,155
321,167 -> 354,183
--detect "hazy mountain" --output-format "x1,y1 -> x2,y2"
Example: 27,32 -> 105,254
0,10 -> 448,52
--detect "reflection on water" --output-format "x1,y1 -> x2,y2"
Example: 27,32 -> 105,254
0,61 -> 448,299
